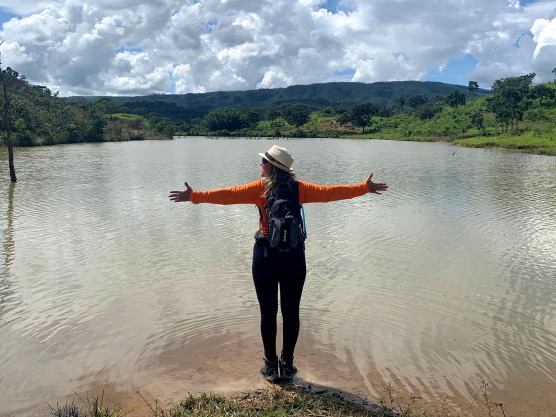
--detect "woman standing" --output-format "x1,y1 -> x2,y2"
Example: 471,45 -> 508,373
169,145 -> 388,383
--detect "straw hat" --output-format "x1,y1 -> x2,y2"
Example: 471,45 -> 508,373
259,145 -> 294,172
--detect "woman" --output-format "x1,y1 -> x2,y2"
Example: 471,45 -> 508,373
169,145 -> 388,383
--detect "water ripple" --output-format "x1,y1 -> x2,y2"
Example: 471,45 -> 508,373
1,140 -> 556,416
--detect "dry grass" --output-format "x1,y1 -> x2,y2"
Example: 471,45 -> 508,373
49,379 -> 515,417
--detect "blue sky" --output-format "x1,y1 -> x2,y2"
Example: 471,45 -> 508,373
0,0 -> 554,96
0,8 -> 16,29
423,54 -> 479,86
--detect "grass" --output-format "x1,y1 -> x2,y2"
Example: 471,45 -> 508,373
335,99 -> 556,155
47,379 -> 516,417
453,132 -> 556,155
111,113 -> 146,121
49,390 -> 121,417
222,96 -> 556,156
166,386 -> 388,417
49,385 -> 391,417
102,114 -> 172,141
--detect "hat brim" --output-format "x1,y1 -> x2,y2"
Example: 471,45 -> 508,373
258,152 -> 293,172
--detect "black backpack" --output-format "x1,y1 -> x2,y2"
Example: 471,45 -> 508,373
263,181 -> 306,251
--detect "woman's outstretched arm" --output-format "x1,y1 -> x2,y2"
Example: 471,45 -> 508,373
169,180 -> 264,205
299,172 -> 388,203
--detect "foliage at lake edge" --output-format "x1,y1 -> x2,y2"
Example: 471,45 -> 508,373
2,65 -> 556,155
49,381 -> 515,417
0,68 -> 173,146
50,384 -> 466,417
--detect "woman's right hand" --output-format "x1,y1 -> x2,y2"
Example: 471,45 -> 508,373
169,182 -> 193,202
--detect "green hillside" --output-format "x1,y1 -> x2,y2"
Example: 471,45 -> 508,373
0,68 -> 103,146
3,66 -> 555,155
67,81 -> 487,122
0,69 -> 171,146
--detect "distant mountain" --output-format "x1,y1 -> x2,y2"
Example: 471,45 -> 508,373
66,81 -> 489,121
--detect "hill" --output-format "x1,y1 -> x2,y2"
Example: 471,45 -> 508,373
0,67 -> 103,146
66,81 -> 488,122
6,70 -> 554,155
0,68 -> 171,147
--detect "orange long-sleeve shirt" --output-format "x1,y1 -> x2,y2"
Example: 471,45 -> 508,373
190,179 -> 369,235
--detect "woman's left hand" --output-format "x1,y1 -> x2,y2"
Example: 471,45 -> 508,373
366,173 -> 388,194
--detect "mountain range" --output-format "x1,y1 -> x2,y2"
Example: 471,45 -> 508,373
67,80 -> 489,121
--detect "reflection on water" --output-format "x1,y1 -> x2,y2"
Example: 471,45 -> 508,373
0,183 -> 15,321
0,139 -> 555,416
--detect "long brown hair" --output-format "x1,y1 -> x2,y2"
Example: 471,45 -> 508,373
263,163 -> 296,197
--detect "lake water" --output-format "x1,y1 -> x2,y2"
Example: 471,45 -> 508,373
1,138 -> 555,416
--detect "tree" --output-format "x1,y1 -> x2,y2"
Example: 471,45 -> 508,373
392,97 -> 406,114
267,108 -> 281,121
86,101 -> 108,141
376,106 -> 393,118
445,91 -> 466,107
203,108 -> 245,132
414,102 -> 442,120
468,81 -> 479,92
91,97 -> 127,115
528,84 -> 556,102
245,110 -> 260,127
470,111 -> 486,134
408,94 -> 429,108
0,42 -> 17,182
486,73 -> 535,132
280,104 -> 311,130
337,112 -> 352,128
350,103 -> 378,132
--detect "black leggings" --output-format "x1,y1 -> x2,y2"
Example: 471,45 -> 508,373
252,240 -> 306,361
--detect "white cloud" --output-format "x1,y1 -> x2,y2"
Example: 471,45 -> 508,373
0,0 -> 555,96
531,17 -> 556,57
257,67 -> 292,89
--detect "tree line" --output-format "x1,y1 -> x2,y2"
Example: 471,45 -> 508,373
183,72 -> 555,138
0,67 -> 104,146
2,67 -> 556,148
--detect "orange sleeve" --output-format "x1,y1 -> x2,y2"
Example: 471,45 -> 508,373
298,180 -> 368,203
189,180 -> 265,205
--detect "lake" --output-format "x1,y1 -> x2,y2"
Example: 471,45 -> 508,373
1,138 -> 555,416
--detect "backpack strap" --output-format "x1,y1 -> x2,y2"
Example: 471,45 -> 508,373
301,204 -> 307,241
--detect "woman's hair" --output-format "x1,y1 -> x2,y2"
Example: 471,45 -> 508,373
263,163 -> 296,197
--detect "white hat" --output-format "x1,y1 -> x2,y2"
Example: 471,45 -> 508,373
258,145 -> 294,172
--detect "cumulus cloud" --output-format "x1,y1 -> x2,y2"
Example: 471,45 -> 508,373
0,0 -> 555,96
531,17 -> 556,58
257,67 -> 292,89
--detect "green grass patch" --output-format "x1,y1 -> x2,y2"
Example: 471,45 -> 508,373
109,114 -> 152,130
454,133 -> 556,155
197,87 -> 556,156
51,386 -> 391,417
47,380 -> 515,417
111,113 -> 144,120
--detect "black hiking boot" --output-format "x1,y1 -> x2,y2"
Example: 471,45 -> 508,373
279,354 -> 297,382
260,356 -> 279,383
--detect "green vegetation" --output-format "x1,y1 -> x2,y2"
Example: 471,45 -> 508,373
48,380 -> 513,417
0,69 -> 172,147
78,80 -> 477,120
50,386 -> 388,417
155,386 -> 387,417
2,65 -> 556,155
0,67 -> 102,146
